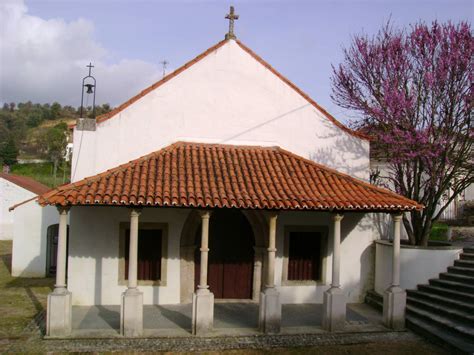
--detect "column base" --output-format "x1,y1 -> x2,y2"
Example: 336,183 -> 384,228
46,288 -> 72,337
259,287 -> 281,334
322,286 -> 346,332
192,290 -> 214,335
120,288 -> 143,337
383,286 -> 406,330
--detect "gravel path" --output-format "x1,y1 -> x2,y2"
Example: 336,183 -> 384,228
3,329 -> 444,353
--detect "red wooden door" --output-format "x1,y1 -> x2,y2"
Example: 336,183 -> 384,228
195,210 -> 254,299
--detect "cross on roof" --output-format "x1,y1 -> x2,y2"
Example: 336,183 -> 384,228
225,6 -> 239,40
86,62 -> 94,76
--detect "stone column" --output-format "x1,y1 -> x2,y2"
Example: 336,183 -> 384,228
259,212 -> 281,334
383,213 -> 406,330
47,206 -> 72,337
120,208 -> 143,337
322,213 -> 346,331
252,247 -> 265,301
192,210 -> 214,335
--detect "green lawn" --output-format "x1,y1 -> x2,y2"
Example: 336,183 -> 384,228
0,241 -> 53,346
11,162 -> 70,188
430,222 -> 449,241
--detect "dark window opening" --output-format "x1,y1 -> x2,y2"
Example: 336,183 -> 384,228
125,229 -> 162,281
288,231 -> 322,281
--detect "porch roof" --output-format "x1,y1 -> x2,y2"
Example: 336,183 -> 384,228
38,141 -> 422,212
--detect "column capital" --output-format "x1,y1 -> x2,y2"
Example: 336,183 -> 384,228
332,213 -> 344,222
130,208 -> 142,217
198,210 -> 212,219
56,205 -> 70,214
392,213 -> 403,222
266,211 -> 279,220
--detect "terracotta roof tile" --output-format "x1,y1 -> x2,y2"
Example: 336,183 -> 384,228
0,173 -> 50,195
38,142 -> 422,212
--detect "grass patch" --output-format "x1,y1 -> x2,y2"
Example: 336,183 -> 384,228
430,222 -> 449,241
0,241 -> 53,342
10,162 -> 70,188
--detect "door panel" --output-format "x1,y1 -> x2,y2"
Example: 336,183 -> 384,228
195,210 -> 254,299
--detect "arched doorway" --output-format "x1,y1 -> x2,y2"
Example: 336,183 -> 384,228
195,209 -> 255,299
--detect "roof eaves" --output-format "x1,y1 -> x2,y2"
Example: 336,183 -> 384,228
234,40 -> 369,141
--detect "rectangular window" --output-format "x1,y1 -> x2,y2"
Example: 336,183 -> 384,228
124,229 -> 162,281
288,231 -> 322,281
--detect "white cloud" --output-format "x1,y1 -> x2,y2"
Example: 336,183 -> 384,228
0,0 -> 162,106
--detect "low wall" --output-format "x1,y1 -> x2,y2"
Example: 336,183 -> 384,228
375,240 -> 462,294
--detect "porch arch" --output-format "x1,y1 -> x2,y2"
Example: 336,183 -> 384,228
179,209 -> 268,303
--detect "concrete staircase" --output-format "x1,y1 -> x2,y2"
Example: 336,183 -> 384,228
365,247 -> 474,354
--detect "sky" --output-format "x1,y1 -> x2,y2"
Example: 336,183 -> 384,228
0,0 -> 472,121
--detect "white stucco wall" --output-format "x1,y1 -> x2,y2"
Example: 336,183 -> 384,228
67,207 -> 374,306
68,206 -> 189,305
0,178 -> 36,240
11,201 -> 57,277
276,212 -> 375,304
72,40 -> 369,183
374,241 -> 462,294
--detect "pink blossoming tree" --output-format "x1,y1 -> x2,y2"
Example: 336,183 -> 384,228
332,21 -> 473,246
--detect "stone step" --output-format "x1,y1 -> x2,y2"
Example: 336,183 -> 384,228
407,296 -> 474,323
406,304 -> 474,339
461,253 -> 474,261
464,247 -> 474,254
417,284 -> 474,304
364,290 -> 383,311
454,259 -> 474,268
448,266 -> 474,277
439,272 -> 474,285
406,314 -> 474,354
406,289 -> 474,314
429,278 -> 474,294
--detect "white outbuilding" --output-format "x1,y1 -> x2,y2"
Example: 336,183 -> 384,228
0,172 -> 49,240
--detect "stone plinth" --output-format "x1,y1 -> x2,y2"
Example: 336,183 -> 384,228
383,285 -> 406,330
192,290 -> 214,335
47,289 -> 72,337
322,286 -> 346,332
259,287 -> 281,334
120,288 -> 143,337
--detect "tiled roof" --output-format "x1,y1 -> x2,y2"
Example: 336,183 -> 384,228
0,173 -> 50,195
38,142 -> 422,212
89,39 -> 368,141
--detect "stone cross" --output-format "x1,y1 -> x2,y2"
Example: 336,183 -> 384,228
225,6 -> 239,39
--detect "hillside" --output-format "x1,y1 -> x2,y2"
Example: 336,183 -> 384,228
0,102 -> 112,188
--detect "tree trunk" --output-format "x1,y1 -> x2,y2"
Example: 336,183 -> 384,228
53,159 -> 58,186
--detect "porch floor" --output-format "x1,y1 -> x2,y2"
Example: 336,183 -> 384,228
71,303 -> 387,338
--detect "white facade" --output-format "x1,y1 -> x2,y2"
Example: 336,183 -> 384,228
65,39 -> 375,307
11,201 -> 57,277
0,177 -> 37,240
72,40 -> 369,182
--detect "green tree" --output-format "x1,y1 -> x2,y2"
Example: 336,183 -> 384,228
40,122 -> 68,185
0,137 -> 19,166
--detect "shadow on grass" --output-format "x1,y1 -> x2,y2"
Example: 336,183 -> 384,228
0,251 -> 12,275
5,264 -> 54,334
